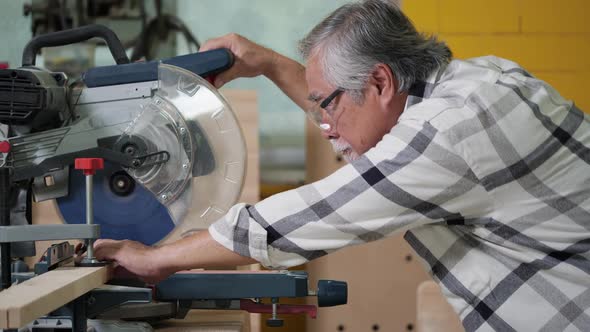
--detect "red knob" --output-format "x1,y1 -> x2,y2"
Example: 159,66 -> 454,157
0,141 -> 10,153
75,158 -> 104,176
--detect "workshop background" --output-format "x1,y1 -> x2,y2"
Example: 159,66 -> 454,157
1,0 -> 588,331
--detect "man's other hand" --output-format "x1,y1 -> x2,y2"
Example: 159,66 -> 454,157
200,33 -> 278,88
93,239 -> 171,284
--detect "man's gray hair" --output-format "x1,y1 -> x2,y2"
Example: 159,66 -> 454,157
299,0 -> 451,100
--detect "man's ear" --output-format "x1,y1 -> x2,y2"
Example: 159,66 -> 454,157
368,63 -> 397,111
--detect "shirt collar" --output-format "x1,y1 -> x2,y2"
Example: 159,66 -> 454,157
403,63 -> 449,111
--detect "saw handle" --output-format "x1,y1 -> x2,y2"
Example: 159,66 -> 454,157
22,24 -> 130,67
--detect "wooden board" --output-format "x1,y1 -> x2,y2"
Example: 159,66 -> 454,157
154,310 -> 247,332
416,281 -> 464,332
221,89 -> 260,205
0,265 -> 112,329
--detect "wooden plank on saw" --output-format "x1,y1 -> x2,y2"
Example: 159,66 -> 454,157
0,265 -> 112,329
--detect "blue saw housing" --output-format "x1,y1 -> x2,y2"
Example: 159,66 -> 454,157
82,48 -> 233,88
57,162 -> 175,244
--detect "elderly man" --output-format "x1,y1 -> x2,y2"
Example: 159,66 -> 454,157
95,0 -> 590,331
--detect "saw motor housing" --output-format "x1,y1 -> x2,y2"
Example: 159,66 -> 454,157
0,67 -> 67,131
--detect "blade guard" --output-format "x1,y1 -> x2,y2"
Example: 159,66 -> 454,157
118,64 -> 247,240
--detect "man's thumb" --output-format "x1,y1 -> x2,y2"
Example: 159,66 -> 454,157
214,77 -> 225,88
212,68 -> 238,88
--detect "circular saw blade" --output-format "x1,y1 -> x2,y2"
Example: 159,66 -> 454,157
57,162 -> 175,245
57,63 -> 247,245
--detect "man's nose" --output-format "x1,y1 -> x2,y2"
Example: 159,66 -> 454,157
321,125 -> 339,140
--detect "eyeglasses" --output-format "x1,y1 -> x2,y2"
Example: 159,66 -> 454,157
306,88 -> 344,131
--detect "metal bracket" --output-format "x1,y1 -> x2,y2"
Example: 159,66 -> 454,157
86,285 -> 152,318
0,224 -> 99,243
155,271 -> 310,300
133,150 -> 170,168
34,242 -> 74,274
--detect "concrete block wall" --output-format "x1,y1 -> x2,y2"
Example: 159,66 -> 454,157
403,0 -> 590,111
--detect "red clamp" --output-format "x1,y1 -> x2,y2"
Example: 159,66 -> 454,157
0,141 -> 11,153
75,158 -> 104,176
239,299 -> 318,319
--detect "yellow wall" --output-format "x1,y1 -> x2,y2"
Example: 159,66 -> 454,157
403,0 -> 590,111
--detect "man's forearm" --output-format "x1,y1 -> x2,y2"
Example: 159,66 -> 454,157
153,230 -> 257,273
264,52 -> 309,111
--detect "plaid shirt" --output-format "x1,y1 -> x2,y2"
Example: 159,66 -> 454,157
210,56 -> 590,331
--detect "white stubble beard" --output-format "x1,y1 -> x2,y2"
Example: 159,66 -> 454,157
330,138 -> 360,163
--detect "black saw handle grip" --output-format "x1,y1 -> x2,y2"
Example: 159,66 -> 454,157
22,24 -> 130,67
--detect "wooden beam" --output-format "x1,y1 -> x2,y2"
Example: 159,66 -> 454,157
416,281 -> 464,332
0,265 -> 112,329
0,282 -> 24,327
0,300 -> 7,328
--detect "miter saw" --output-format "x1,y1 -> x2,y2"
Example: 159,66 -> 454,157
0,25 -> 347,331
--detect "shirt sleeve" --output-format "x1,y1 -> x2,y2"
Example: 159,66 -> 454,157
209,119 -> 490,269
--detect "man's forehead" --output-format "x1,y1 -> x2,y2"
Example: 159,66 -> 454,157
305,54 -> 324,81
